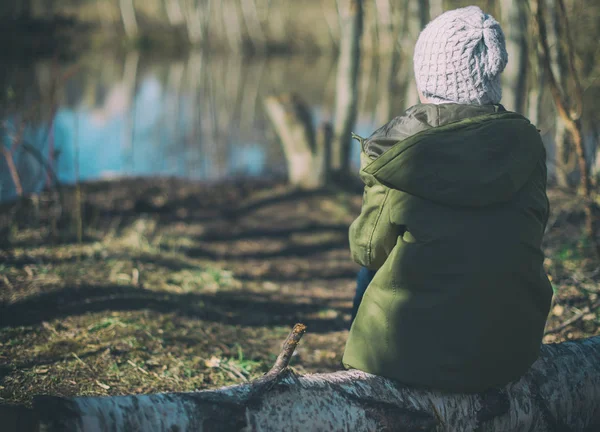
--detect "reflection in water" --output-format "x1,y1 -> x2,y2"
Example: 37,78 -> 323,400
0,50 -> 598,202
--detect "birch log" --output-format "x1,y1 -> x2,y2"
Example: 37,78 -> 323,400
31,335 -> 600,432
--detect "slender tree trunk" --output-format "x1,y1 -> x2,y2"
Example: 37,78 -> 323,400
429,0 -> 444,19
534,0 -> 598,257
375,0 -> 395,54
331,0 -> 363,172
28,335 -> 600,432
268,0 -> 288,48
527,39 -> 545,127
321,1 -> 340,51
165,0 -> 184,26
183,0 -> 206,45
119,0 -> 138,39
239,58 -> 265,131
121,51 -> 139,174
402,0 -> 429,107
375,51 -> 397,125
500,0 -> 528,113
361,2 -> 376,54
546,0 -> 575,188
220,0 -> 244,53
240,0 -> 267,53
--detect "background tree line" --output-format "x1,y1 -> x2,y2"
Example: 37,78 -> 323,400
1,0 -> 599,189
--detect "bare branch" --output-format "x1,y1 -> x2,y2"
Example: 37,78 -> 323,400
262,323 -> 306,380
545,300 -> 600,334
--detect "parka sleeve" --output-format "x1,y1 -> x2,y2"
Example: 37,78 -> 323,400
349,151 -> 399,270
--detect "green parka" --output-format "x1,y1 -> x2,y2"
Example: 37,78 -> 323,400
343,103 -> 553,393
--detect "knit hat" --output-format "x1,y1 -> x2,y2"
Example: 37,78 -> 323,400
413,6 -> 508,105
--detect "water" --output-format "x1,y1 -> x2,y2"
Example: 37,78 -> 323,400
0,50 -> 598,203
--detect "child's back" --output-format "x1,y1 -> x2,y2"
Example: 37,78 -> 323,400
343,6 -> 552,393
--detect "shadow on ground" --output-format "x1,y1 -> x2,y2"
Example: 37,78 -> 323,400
0,284 -> 351,333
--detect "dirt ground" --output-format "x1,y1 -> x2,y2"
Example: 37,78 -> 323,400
0,178 -> 598,407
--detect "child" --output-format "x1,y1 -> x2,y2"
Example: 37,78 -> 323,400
344,6 -> 553,393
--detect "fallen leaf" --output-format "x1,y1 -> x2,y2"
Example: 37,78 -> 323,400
205,356 -> 221,368
553,305 -> 564,316
96,380 -> 110,390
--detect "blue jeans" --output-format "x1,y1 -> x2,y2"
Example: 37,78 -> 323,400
351,267 -> 376,324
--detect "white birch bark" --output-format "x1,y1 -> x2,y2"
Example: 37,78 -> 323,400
32,336 -> 600,431
264,94 -> 327,189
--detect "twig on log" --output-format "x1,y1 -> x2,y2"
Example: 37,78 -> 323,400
262,323 -> 306,381
244,323 -> 307,400
545,299 -> 600,334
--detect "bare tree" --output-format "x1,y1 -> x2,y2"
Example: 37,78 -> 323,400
321,1 -> 340,51
331,0 -> 363,172
500,0 -> 528,113
544,0 -> 576,187
164,0 -> 184,26
240,0 -> 267,53
182,0 -> 210,46
534,0 -> 599,256
374,0 -> 395,54
264,94 -> 330,189
118,0 -> 138,39
401,0 -> 429,108
220,0 -> 244,52
429,0 -> 444,19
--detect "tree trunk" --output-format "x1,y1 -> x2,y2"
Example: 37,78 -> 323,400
183,0 -> 207,45
321,1 -> 340,51
240,0 -> 267,53
331,0 -> 363,172
220,0 -> 244,53
28,335 -> 600,431
119,0 -> 138,39
534,0 -> 598,256
165,0 -> 184,26
401,0 -> 429,107
374,0 -> 396,55
264,94 -> 329,189
429,0 -> 444,19
500,0 -> 528,113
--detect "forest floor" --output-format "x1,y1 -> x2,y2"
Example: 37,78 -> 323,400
0,178 -> 599,407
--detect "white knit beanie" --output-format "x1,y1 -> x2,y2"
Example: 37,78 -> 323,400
413,6 -> 508,105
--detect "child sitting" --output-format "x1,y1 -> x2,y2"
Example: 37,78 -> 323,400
344,6 -> 553,393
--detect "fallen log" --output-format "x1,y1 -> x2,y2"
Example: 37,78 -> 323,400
28,325 -> 600,431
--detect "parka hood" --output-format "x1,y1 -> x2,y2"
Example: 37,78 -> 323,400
360,104 -> 544,207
